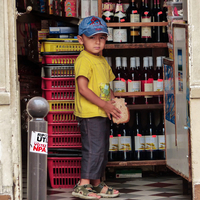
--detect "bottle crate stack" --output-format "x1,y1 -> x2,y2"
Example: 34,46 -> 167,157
41,36 -> 84,188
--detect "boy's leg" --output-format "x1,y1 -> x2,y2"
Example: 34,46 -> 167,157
79,117 -> 110,180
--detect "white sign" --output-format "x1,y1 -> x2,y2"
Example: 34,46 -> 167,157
30,131 -> 48,154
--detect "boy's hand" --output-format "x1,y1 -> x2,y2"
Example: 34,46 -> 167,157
102,100 -> 121,120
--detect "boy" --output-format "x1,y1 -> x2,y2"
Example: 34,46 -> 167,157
72,16 -> 121,199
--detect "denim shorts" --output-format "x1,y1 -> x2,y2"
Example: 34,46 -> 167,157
77,117 -> 110,179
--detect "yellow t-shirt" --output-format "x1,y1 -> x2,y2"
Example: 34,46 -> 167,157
74,50 -> 115,118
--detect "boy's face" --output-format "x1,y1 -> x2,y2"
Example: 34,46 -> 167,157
77,33 -> 107,55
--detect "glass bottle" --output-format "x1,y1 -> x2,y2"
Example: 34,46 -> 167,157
141,0 -> 152,43
118,123 -> 133,161
108,121 -> 119,161
153,56 -> 163,104
113,0 -> 127,43
128,57 -> 141,104
161,0 -> 168,42
102,0 -> 114,23
126,0 -> 141,43
156,110 -> 165,160
141,57 -> 153,104
145,111 -> 158,160
134,111 -> 145,160
113,57 -> 126,92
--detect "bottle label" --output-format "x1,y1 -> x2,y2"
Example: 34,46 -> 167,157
115,3 -> 123,13
145,135 -> 158,150
119,136 -> 132,151
113,29 -> 127,42
103,2 -> 114,12
128,80 -> 141,92
114,12 -> 126,19
144,82 -> 153,98
109,137 -> 119,151
130,13 -> 140,29
135,136 -> 145,150
158,135 -> 165,150
141,17 -> 151,38
153,79 -> 163,91
113,80 -> 126,92
103,11 -> 114,18
130,30 -> 140,36
107,27 -> 113,41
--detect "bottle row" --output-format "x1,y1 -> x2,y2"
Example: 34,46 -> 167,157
109,110 -> 165,161
106,56 -> 164,104
103,0 -> 168,43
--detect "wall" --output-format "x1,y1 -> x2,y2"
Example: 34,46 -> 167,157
0,0 -> 22,199
188,0 -> 200,199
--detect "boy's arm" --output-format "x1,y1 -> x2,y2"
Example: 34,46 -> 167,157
77,76 -> 121,120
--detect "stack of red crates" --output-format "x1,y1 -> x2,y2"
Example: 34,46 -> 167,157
41,39 -> 83,188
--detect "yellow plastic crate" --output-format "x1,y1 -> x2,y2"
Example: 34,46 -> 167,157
48,100 -> 75,112
41,39 -> 84,52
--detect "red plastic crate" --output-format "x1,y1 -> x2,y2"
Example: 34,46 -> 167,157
46,111 -> 77,123
48,134 -> 82,148
48,157 -> 81,188
42,77 -> 75,89
42,88 -> 75,100
48,122 -> 80,135
42,54 -> 78,65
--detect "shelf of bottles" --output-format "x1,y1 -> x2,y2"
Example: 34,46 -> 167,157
101,0 -> 168,44
108,110 -> 166,164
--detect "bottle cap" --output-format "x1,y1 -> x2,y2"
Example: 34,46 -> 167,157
130,57 -> 136,68
156,56 -> 162,67
143,57 -> 148,68
136,57 -> 140,67
116,57 -> 121,67
148,56 -> 153,67
122,57 -> 127,67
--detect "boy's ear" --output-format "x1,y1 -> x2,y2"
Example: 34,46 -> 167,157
77,35 -> 83,44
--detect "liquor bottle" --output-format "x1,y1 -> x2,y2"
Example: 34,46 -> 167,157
118,123 -> 132,161
128,57 -> 141,104
108,121 -> 119,161
155,0 -> 163,42
145,111 -> 158,160
105,57 -> 114,90
152,0 -> 157,42
141,57 -> 153,104
153,56 -> 163,104
148,56 -> 154,75
102,0 -> 114,43
113,0 -> 127,43
113,57 -> 126,92
161,0 -> 168,42
141,0 -> 152,43
156,110 -> 165,160
102,0 -> 114,23
134,111 -> 145,160
121,57 -> 129,81
126,0 -> 141,43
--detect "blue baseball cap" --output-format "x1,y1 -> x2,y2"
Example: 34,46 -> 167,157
78,16 -> 108,37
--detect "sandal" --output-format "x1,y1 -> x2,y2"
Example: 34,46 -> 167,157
72,182 -> 101,200
93,182 -> 120,198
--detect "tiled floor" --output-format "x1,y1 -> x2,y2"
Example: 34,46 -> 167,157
47,176 -> 192,200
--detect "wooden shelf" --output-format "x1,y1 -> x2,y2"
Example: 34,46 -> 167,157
107,160 -> 166,167
127,104 -> 163,110
107,22 -> 168,27
105,43 -> 167,49
114,91 -> 164,97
